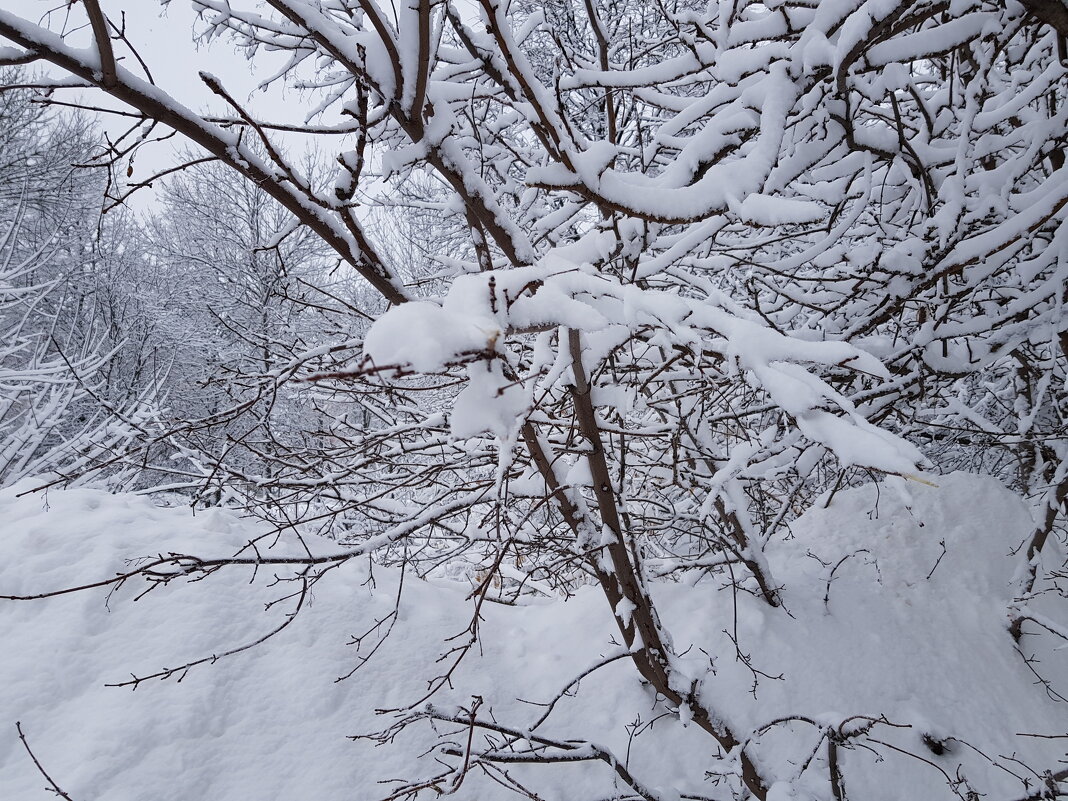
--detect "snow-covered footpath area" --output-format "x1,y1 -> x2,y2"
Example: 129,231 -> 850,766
1,474 -> 1065,800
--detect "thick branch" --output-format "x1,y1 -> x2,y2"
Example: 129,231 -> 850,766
1018,0 -> 1068,40
0,11 -> 408,305
82,0 -> 116,88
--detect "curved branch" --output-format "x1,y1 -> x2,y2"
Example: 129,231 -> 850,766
0,11 -> 409,305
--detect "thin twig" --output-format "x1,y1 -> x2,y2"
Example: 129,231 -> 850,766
16,721 -> 77,801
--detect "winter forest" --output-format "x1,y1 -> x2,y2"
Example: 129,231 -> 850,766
0,0 -> 1066,799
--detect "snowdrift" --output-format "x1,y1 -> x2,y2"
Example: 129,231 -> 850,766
1,473 -> 1065,800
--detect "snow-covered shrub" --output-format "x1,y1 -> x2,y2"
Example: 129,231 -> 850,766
1,2 -> 1067,799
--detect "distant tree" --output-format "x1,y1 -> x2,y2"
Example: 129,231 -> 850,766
137,153 -> 334,493
0,74 -> 154,486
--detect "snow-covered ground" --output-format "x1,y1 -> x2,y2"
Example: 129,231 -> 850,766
1,473 -> 1065,800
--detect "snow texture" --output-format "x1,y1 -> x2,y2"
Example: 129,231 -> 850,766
1,473 -> 1065,800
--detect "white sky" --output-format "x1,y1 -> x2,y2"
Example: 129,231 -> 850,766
6,1 -> 260,102
3,1 -> 324,209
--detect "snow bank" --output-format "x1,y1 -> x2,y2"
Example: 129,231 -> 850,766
0,475 -> 1064,800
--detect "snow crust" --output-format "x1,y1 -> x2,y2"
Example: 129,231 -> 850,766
1,474 -> 1064,800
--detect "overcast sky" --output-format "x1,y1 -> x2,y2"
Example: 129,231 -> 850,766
6,1 -> 277,106
3,1 -> 322,209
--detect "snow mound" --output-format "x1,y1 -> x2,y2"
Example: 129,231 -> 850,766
672,472 -> 1068,800
0,474 -> 1064,801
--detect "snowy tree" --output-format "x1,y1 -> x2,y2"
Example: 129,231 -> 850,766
134,153 -> 345,499
0,74 -> 155,486
1,2 -> 1067,799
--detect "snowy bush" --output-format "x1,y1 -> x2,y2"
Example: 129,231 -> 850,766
0,1 -> 1066,799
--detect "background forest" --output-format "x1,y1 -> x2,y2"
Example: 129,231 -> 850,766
0,1 -> 1066,800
